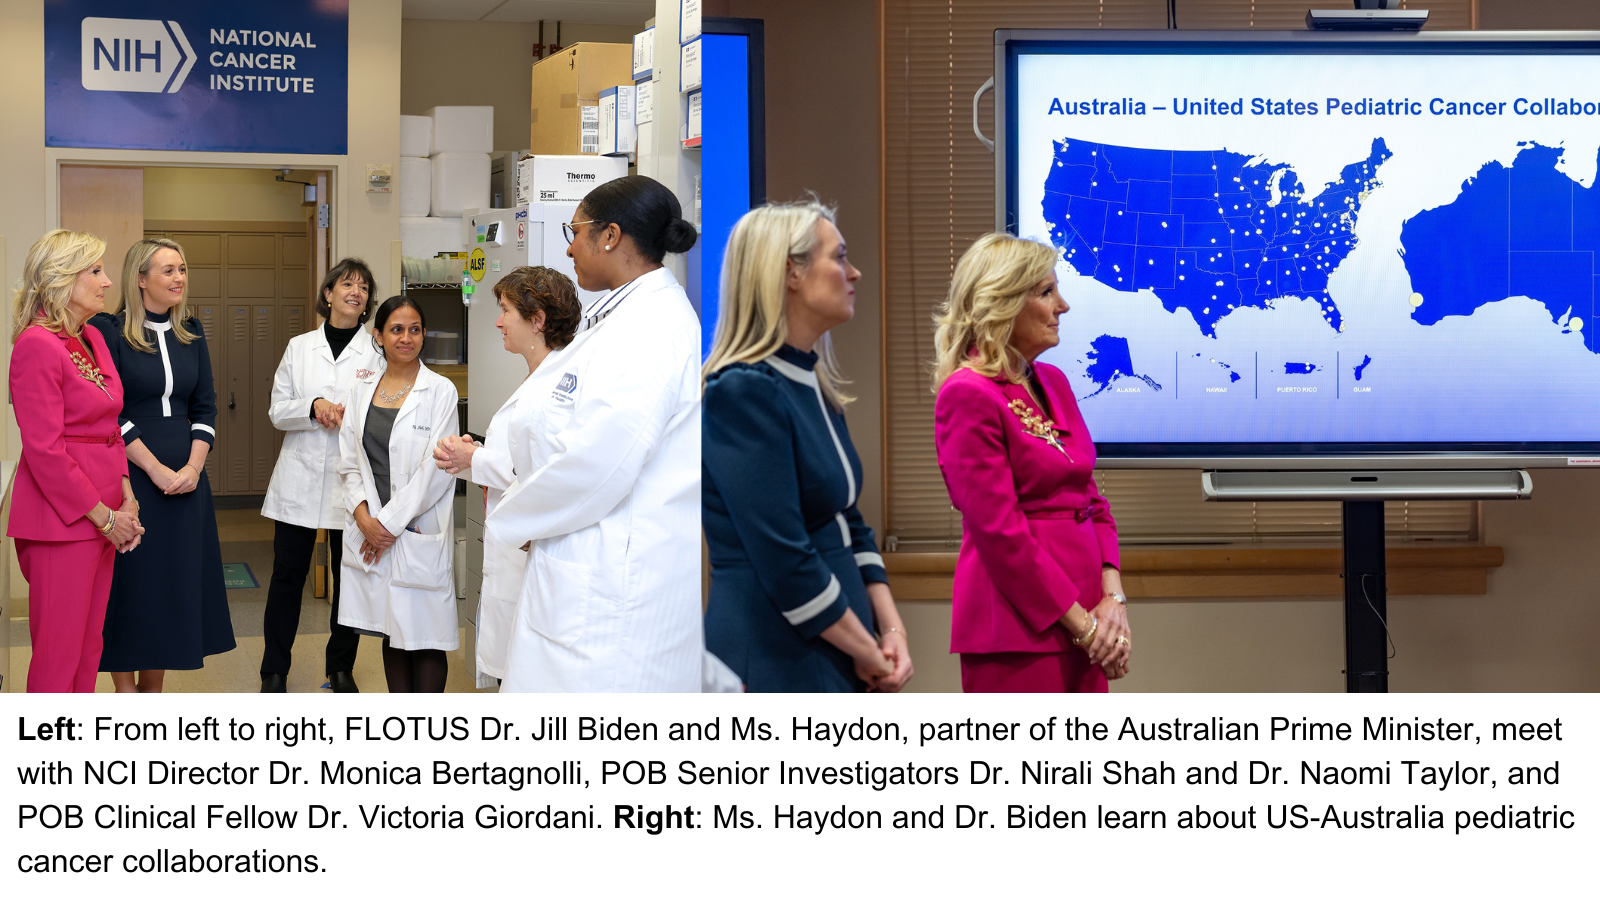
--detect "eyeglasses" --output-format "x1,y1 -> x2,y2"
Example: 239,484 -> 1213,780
562,220 -> 598,245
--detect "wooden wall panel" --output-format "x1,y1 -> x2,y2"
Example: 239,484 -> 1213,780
59,166 -> 143,299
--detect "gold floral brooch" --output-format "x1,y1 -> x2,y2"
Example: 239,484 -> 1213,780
69,348 -> 110,397
1008,398 -> 1069,458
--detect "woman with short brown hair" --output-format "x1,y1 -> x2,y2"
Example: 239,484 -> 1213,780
433,266 -> 582,687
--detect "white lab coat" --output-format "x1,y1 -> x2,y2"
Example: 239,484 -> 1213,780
261,327 -> 385,529
335,363 -> 461,651
457,360 -> 567,687
487,266 -> 702,692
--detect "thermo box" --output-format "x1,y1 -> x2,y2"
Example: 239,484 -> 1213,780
516,155 -> 629,204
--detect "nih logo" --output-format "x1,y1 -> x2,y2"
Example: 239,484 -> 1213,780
556,373 -> 578,394
81,17 -> 196,94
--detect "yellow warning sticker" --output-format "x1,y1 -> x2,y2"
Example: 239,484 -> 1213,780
468,247 -> 487,283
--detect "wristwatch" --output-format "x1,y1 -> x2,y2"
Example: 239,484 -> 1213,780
1106,591 -> 1127,607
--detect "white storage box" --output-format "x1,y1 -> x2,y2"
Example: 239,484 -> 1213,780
635,79 -> 654,126
684,90 -> 702,146
426,105 -> 494,155
598,86 -> 636,156
632,28 -> 655,81
515,155 -> 629,204
400,216 -> 465,258
399,157 -> 432,218
400,115 -> 432,158
680,37 -> 701,92
680,0 -> 701,43
430,152 -> 491,218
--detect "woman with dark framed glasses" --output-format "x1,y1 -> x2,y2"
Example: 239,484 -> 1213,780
483,175 -> 703,692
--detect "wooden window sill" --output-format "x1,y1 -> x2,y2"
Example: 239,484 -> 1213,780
882,546 -> 1505,601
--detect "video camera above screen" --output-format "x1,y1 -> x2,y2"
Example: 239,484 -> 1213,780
996,29 -> 1600,467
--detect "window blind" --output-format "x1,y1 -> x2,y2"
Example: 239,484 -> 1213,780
882,0 -> 1478,550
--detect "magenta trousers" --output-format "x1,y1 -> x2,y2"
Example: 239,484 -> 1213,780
19,537 -> 115,693
960,649 -> 1109,694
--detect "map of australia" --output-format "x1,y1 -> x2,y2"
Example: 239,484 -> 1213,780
1400,142 -> 1600,352
1043,137 -> 1392,337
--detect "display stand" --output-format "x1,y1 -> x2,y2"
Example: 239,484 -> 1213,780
1341,500 -> 1388,692
1202,469 -> 1532,693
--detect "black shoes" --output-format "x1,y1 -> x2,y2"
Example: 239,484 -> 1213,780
328,671 -> 359,693
260,673 -> 287,693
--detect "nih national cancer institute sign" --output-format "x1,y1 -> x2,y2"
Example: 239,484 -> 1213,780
45,0 -> 348,154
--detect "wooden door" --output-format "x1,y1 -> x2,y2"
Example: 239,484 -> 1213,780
147,226 -> 313,496
59,166 -> 142,294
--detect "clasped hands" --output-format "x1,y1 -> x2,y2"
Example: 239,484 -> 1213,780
100,498 -> 145,553
313,398 -> 346,430
353,505 -> 396,565
1074,595 -> 1133,680
151,463 -> 201,496
859,629 -> 914,693
432,434 -> 478,474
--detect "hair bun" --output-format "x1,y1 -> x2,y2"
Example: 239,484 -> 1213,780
662,217 -> 699,255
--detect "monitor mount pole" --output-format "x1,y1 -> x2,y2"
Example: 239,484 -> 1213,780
1341,500 -> 1388,693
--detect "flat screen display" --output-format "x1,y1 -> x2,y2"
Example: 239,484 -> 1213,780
1005,34 -> 1600,460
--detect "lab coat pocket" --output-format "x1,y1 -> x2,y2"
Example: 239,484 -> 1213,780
481,539 -> 529,601
392,529 -> 452,591
342,524 -> 389,576
524,549 -> 591,649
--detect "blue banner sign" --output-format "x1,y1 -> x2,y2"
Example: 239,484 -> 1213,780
45,0 -> 349,154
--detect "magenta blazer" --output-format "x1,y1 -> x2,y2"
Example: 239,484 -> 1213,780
934,363 -> 1119,655
7,323 -> 128,542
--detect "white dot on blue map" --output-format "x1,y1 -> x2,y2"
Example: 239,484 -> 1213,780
1571,318 -> 1585,332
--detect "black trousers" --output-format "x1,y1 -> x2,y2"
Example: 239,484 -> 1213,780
259,521 -> 359,677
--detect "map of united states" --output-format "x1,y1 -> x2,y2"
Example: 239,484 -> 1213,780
1400,142 -> 1600,353
1043,136 -> 1392,338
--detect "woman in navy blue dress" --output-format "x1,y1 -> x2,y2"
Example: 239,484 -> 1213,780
92,238 -> 233,691
702,202 -> 913,693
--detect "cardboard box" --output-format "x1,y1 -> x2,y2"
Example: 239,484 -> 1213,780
599,86 -> 636,156
530,43 -> 634,156
515,155 -> 629,205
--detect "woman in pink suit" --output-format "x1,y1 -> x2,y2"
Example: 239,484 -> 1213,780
8,230 -> 145,692
932,233 -> 1131,693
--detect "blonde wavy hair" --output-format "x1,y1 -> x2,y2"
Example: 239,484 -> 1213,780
11,229 -> 107,343
119,238 -> 199,353
702,200 -> 854,408
931,232 -> 1058,388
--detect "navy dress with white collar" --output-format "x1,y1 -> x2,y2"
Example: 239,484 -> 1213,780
703,344 -> 888,692
91,310 -> 233,672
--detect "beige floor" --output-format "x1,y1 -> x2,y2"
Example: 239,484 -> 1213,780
9,508 -> 488,693
9,629 -> 483,693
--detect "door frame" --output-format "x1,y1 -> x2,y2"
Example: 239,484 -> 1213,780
46,150 -> 343,276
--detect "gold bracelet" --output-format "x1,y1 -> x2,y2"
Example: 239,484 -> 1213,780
99,509 -> 116,536
884,626 -> 907,639
1071,613 -> 1098,647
